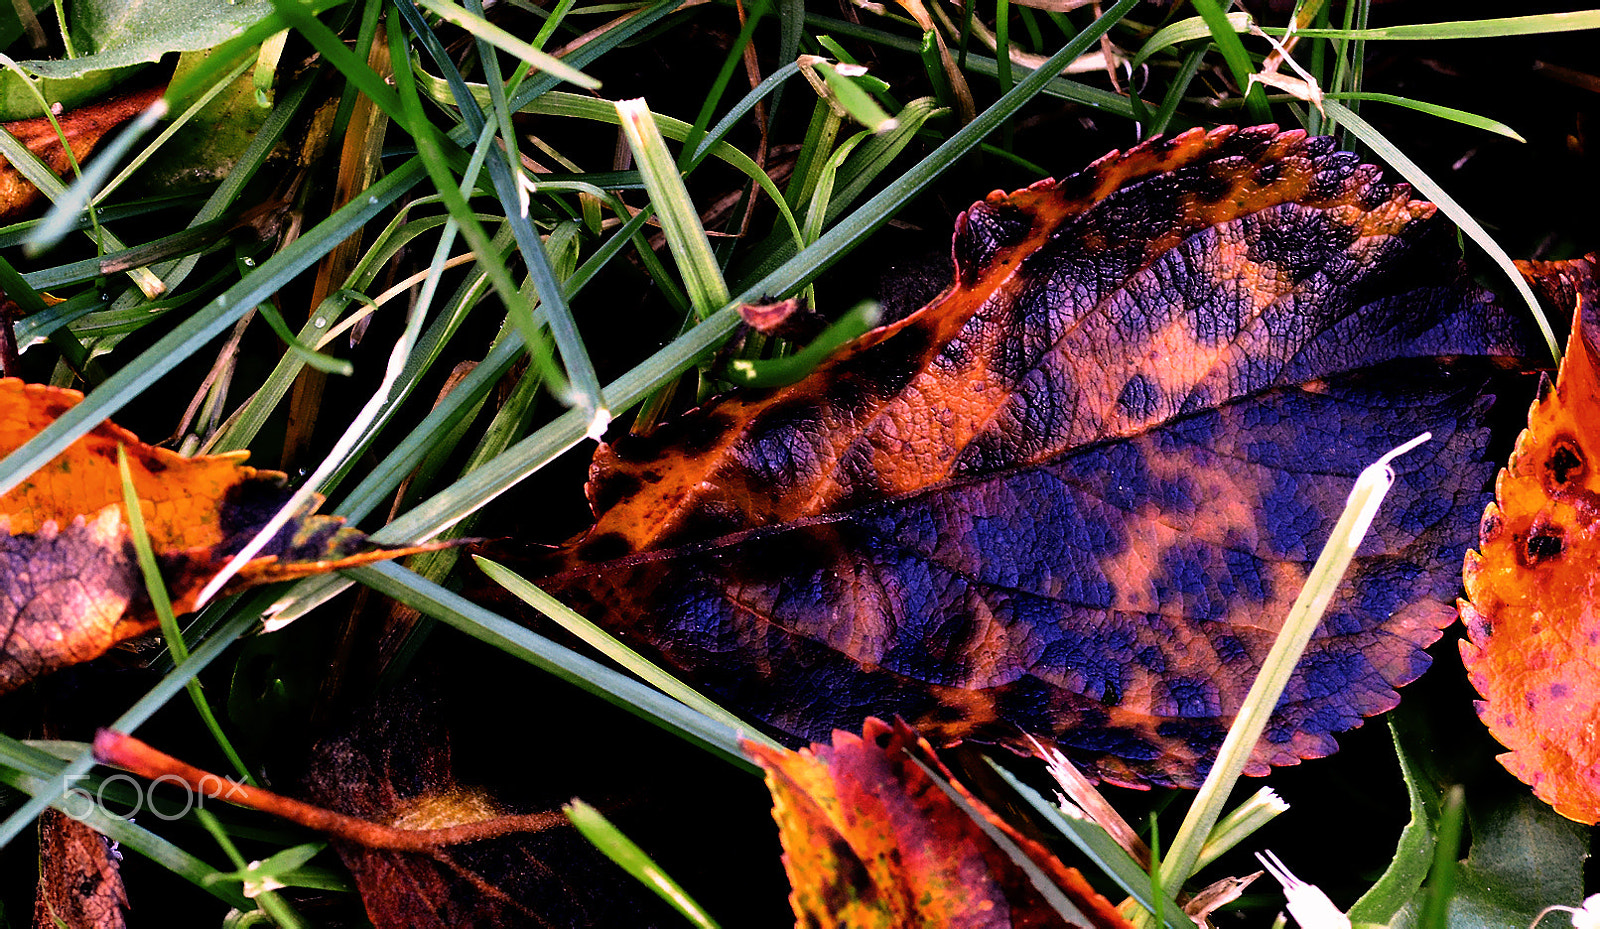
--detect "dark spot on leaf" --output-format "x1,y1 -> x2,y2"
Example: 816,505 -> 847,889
576,531 -> 631,564
835,323 -> 932,402
953,201 -> 1034,284
678,410 -> 737,456
1116,374 -> 1162,420
1548,438 -> 1584,486
1526,531 -> 1563,563
589,470 -> 641,517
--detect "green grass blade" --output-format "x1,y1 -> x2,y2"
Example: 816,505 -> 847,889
1418,786 -> 1466,929
1189,0 -> 1269,123
0,160 -> 426,497
475,558 -> 780,749
395,5 -> 608,432
565,800 -> 722,929
617,97 -> 731,319
987,761 -> 1192,929
413,0 -> 600,88
1130,11 -> 1252,68
341,562 -> 759,772
1158,433 -> 1434,892
1347,716 -> 1442,924
1278,11 -> 1600,40
1324,92 -> 1524,141
1323,99 -> 1558,362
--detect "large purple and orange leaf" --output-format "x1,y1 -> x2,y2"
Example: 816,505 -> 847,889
540,125 -> 1536,788
1461,255 -> 1600,823
0,379 -> 451,693
745,717 -> 1134,929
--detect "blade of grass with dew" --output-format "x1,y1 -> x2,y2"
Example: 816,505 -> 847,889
617,98 -> 731,319
475,557 -> 780,748
1130,11 -> 1252,68
1273,11 -> 1600,40
566,800 -> 722,929
413,0 -> 600,88
1324,99 -> 1558,362
1324,92 -> 1523,140
0,158 -> 427,497
341,562 -> 759,771
1155,432 -> 1434,895
269,0 -> 1143,622
253,300 -> 355,376
987,762 -> 1193,929
0,591 -> 270,849
116,447 -> 254,783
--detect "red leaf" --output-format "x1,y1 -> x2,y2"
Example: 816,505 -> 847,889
536,125 -> 1536,787
746,718 -> 1134,929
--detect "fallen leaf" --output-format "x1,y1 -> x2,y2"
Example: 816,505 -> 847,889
0,84 -> 163,221
0,378 -> 451,694
295,691 -> 673,928
745,717 -> 1134,929
537,125 -> 1535,787
33,807 -> 128,929
1460,254 -> 1600,823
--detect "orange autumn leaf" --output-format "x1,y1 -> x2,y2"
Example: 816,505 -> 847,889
1461,254 -> 1600,824
745,718 -> 1134,929
0,378 -> 451,694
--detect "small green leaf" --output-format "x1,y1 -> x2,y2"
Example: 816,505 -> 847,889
1347,715 -> 1442,925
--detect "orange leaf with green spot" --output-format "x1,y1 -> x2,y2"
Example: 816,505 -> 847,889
0,378 -> 453,693
1461,254 -> 1600,824
532,125 -> 1539,788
